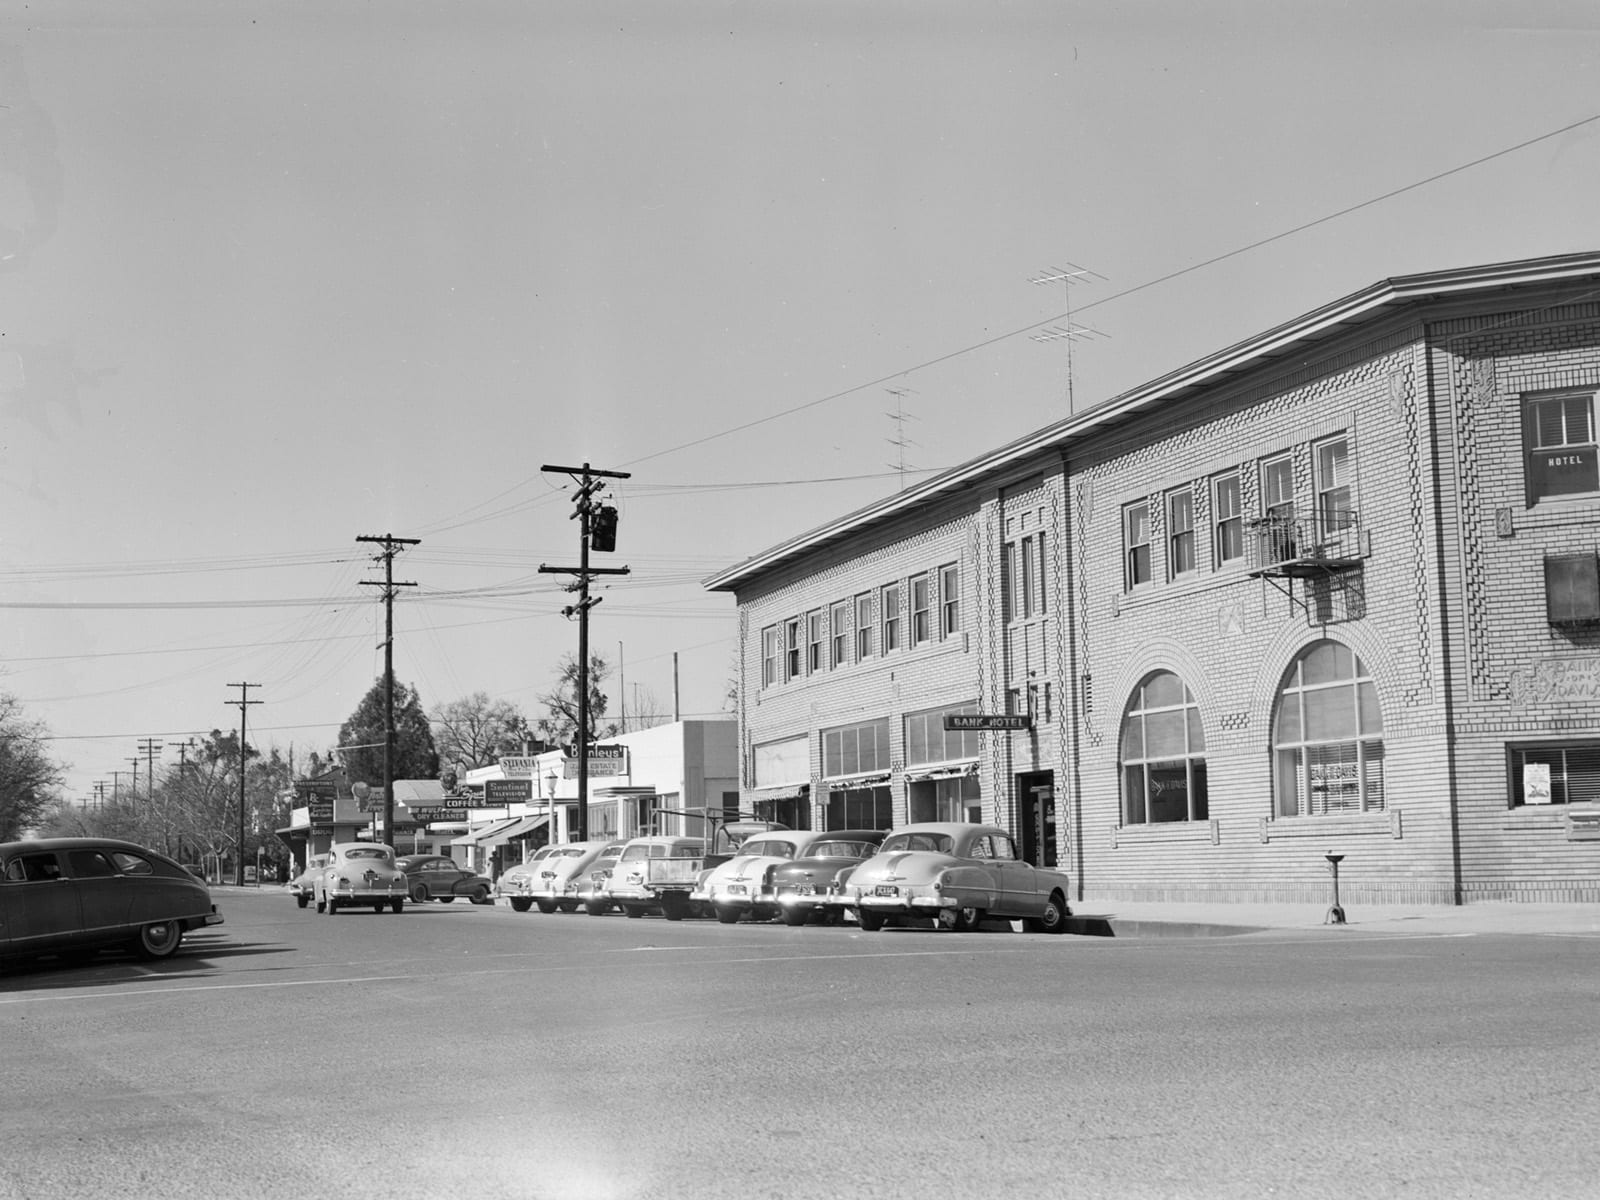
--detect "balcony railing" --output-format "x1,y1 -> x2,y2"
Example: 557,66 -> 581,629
1246,511 -> 1363,578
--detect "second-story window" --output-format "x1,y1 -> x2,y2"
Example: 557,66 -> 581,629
785,618 -> 801,680
1525,392 -> 1600,503
762,626 -> 780,688
807,611 -> 823,674
831,600 -> 850,668
911,574 -> 930,645
1124,502 -> 1151,588
940,563 -> 960,636
1168,489 -> 1195,577
1315,437 -> 1352,536
1213,472 -> 1242,565
855,592 -> 874,660
882,582 -> 901,653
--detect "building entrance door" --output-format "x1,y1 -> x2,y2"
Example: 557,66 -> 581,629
1016,771 -> 1057,868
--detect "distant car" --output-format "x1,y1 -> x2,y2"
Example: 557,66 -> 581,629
0,837 -> 224,965
313,843 -> 408,915
500,841 -> 620,913
493,845 -> 558,909
691,829 -> 885,924
288,855 -> 328,908
396,854 -> 493,904
832,822 -> 1071,933
768,832 -> 889,925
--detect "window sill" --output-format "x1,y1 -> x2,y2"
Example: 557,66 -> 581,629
1111,819 -> 1219,849
1259,811 -> 1399,842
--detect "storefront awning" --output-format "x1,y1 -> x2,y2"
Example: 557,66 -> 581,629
479,815 -> 548,848
748,783 -> 810,801
902,760 -> 979,783
821,773 -> 890,790
450,816 -> 521,846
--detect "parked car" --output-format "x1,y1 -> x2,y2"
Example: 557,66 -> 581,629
576,843 -> 626,915
691,829 -> 884,924
313,843 -> 408,915
601,835 -> 706,919
500,841 -> 619,913
0,837 -> 224,965
832,822 -> 1071,933
396,854 -> 493,904
768,832 -> 889,925
493,844 -> 558,908
288,855 -> 327,908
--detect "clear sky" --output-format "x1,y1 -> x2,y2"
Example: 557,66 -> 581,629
3,1 -> 1599,804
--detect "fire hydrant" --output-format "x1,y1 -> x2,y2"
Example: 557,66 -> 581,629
1324,851 -> 1347,925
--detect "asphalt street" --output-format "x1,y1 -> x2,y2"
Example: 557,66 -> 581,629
2,888 -> 1596,1200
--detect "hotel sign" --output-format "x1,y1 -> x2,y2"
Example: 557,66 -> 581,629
943,714 -> 1032,731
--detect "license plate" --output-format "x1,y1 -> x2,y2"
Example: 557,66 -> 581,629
726,884 -> 747,895
874,885 -> 898,898
795,884 -> 814,896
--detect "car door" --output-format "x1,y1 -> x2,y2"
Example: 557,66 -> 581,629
429,857 -> 459,896
65,848 -> 135,943
1,850 -> 84,954
986,834 -> 1042,918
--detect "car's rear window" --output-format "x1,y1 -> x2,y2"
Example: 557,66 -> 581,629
739,840 -> 795,858
882,833 -> 953,854
344,848 -> 390,860
808,841 -> 872,857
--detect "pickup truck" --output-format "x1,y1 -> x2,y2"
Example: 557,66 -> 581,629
603,819 -> 789,920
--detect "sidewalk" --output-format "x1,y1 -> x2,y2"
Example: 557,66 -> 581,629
1066,899 -> 1600,938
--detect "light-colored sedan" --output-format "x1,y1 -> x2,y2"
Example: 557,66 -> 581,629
313,843 -> 408,915
288,854 -> 327,909
832,822 -> 1071,933
691,829 -> 884,924
500,841 -> 620,913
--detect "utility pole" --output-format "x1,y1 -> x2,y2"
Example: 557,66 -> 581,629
538,463 -> 630,842
138,737 -> 164,852
358,533 -> 420,851
128,757 -> 141,811
227,683 -> 261,887
109,771 -> 125,803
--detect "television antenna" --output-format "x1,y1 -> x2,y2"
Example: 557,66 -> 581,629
1030,263 -> 1108,414
885,385 -> 920,490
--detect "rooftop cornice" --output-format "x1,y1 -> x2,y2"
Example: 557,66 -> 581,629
705,250 -> 1600,592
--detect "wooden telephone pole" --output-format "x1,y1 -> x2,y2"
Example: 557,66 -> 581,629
358,533 -> 420,850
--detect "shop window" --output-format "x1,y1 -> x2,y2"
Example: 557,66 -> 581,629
822,717 -> 891,778
1524,391 -> 1599,503
1272,640 -> 1385,816
1120,671 -> 1208,824
825,785 -> 892,830
1545,553 -> 1600,624
1213,472 -> 1243,565
908,775 -> 980,823
904,703 -> 983,767
1509,742 -> 1600,806
1124,502 -> 1151,589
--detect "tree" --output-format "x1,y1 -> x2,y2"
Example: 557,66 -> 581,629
337,678 -> 439,786
430,692 -> 535,771
0,691 -> 64,840
534,653 -> 617,748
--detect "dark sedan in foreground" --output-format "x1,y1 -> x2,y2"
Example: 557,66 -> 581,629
0,837 -> 224,965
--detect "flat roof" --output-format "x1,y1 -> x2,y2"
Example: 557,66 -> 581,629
705,250 -> 1600,592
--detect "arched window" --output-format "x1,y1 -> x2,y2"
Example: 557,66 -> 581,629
1273,640 -> 1385,816
1120,671 -> 1208,824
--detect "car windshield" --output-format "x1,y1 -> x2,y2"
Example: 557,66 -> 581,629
881,832 -> 954,854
